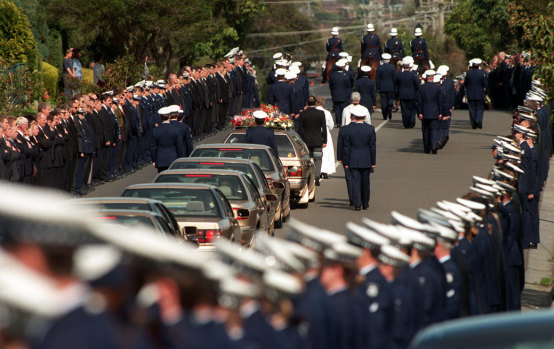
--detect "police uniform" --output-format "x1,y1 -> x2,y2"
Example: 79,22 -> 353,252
464,60 -> 489,129
440,73 -> 456,146
361,25 -> 383,59
151,108 -> 185,172
395,62 -> 420,128
329,61 -> 354,126
376,55 -> 397,120
410,31 -> 429,64
326,36 -> 344,61
267,79 -> 293,115
354,66 -> 377,113
416,71 -> 444,154
245,111 -> 278,156
385,34 -> 406,59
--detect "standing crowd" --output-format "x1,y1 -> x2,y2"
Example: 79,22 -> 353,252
0,49 -> 260,195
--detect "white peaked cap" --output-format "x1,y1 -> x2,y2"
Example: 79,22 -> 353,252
415,28 -> 423,36
367,23 -> 375,31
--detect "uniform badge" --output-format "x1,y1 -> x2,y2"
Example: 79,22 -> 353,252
446,289 -> 456,298
446,272 -> 454,283
369,302 -> 379,313
418,276 -> 426,286
366,283 -> 379,298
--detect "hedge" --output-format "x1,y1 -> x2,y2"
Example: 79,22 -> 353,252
41,61 -> 58,99
0,0 -> 39,70
82,67 -> 93,84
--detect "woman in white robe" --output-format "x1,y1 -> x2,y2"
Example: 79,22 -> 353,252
316,96 -> 336,178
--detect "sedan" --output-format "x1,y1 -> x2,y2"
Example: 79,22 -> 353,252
169,157 -> 279,229
153,169 -> 278,246
225,128 -> 316,207
189,144 -> 291,227
69,197 -> 182,239
93,210 -> 179,238
120,183 -> 241,250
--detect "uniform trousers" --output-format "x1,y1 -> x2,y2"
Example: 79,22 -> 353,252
468,99 -> 484,128
441,115 -> 452,144
125,137 -> 138,172
343,165 -> 353,205
350,167 -> 371,208
421,119 -> 440,153
308,146 -> 323,179
521,195 -> 540,245
74,154 -> 91,193
380,92 -> 394,120
333,100 -> 350,126
400,100 -> 416,128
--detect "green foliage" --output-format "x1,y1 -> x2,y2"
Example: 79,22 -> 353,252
103,55 -> 142,92
0,0 -> 39,70
508,1 -> 554,101
444,0 -> 513,60
12,0 -> 50,60
41,61 -> 58,99
46,29 -> 63,68
0,58 -> 38,115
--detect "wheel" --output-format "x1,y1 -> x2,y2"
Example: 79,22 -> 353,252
274,210 -> 283,228
298,202 -> 309,209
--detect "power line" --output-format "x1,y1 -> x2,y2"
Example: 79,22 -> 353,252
246,23 -> 366,37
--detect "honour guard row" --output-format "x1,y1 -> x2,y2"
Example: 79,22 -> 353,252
0,73 -> 549,349
0,49 -> 260,194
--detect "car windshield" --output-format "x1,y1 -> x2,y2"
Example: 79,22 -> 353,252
170,162 -> 259,188
154,174 -> 247,201
97,215 -> 155,229
226,133 -> 296,159
98,203 -> 151,211
192,148 -> 275,171
121,188 -> 219,218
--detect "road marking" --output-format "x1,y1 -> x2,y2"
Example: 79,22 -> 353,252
334,119 -> 389,168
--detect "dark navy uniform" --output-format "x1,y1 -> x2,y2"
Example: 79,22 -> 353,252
328,288 -> 366,349
329,69 -> 354,125
170,119 -> 194,157
389,277 -> 417,349
245,125 -> 278,156
520,141 -> 540,246
151,121 -> 185,171
385,37 -> 405,59
243,307 -> 289,349
336,122 -> 376,209
354,76 -> 377,113
267,67 -> 277,86
440,255 -> 463,319
410,37 -> 429,62
267,80 -> 293,115
411,260 -> 445,326
376,62 -> 397,120
464,68 -> 488,128
440,77 -> 456,145
395,69 -> 420,128
416,80 -> 443,153
361,33 -> 383,59
326,36 -> 344,61
499,199 -> 523,310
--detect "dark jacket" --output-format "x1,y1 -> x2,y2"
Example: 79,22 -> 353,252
376,63 -> 396,92
337,122 -> 376,168
395,70 -> 420,100
267,81 -> 293,115
329,70 -> 354,102
354,77 -> 377,110
297,107 -> 327,147
245,126 -> 278,156
464,69 -> 488,100
151,122 -> 185,168
416,81 -> 444,119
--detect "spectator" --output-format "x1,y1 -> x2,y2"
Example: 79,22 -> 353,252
63,48 -> 76,98
92,53 -> 106,86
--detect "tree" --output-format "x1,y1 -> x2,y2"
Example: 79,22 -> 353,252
444,0 -> 513,60
0,0 -> 39,69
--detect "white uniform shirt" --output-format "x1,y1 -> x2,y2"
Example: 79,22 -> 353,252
342,103 -> 371,126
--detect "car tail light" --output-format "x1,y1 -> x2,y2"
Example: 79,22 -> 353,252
287,166 -> 302,177
197,229 -> 221,243
233,208 -> 250,220
97,216 -> 117,220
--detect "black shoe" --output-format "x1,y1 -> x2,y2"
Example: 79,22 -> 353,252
322,173 -> 328,179
349,203 -> 354,207
388,115 -> 392,120
315,179 -> 320,186
355,207 -> 361,211
478,122 -> 482,129
432,148 -> 438,154
362,206 -> 369,210
528,242 -> 538,249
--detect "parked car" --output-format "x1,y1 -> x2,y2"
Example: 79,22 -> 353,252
169,157 -> 279,229
93,209 -> 178,238
189,144 -> 291,226
225,128 -> 316,207
153,169 -> 277,246
409,310 -> 554,349
70,197 -> 182,239
120,183 -> 241,250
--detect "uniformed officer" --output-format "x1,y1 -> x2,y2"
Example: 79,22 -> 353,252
411,28 -> 429,68
337,105 -> 376,211
464,58 -> 489,129
151,106 -> 185,172
326,27 -> 344,61
417,70 -> 443,154
354,65 -> 377,114
346,222 -> 394,349
245,110 -> 278,156
361,23 -> 383,60
168,105 -> 194,157
266,52 -> 283,86
385,28 -> 406,60
267,68 -> 293,115
329,59 -> 354,126
395,57 -> 420,128
438,65 -> 455,148
376,53 -> 397,120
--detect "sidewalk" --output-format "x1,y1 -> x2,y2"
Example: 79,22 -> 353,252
521,157 -> 554,311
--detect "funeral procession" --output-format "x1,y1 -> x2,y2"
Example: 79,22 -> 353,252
1,0 -> 554,348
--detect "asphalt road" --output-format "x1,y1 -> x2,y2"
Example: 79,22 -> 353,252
87,83 -> 513,237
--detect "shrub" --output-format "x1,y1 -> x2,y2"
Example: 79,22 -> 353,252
82,67 -> 93,84
41,61 -> 58,99
0,0 -> 39,70
0,58 -> 37,115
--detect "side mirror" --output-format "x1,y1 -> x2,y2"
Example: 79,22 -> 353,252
272,181 -> 285,189
265,194 -> 278,202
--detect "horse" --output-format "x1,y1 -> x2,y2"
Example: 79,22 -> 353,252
322,55 -> 339,83
414,56 -> 431,76
358,56 -> 380,80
